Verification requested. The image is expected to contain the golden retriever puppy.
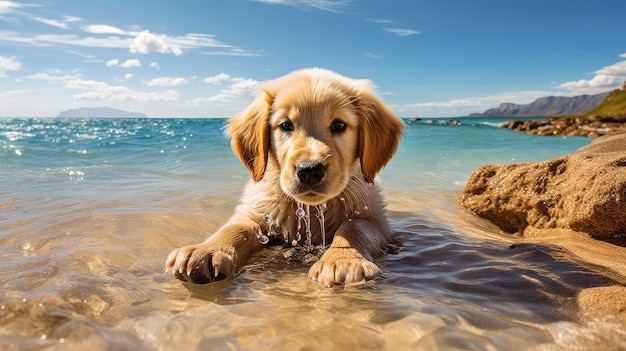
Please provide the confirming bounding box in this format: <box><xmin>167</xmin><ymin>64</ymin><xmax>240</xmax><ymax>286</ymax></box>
<box><xmin>165</xmin><ymin>68</ymin><xmax>405</xmax><ymax>286</ymax></box>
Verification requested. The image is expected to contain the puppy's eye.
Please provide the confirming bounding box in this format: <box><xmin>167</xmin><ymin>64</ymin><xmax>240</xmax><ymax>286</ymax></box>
<box><xmin>331</xmin><ymin>120</ymin><xmax>347</xmax><ymax>133</ymax></box>
<box><xmin>279</xmin><ymin>121</ymin><xmax>294</xmax><ymax>132</ymax></box>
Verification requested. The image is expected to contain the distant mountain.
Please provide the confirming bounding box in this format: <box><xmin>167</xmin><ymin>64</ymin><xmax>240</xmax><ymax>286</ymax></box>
<box><xmin>501</xmin><ymin>83</ymin><xmax>626</xmax><ymax>138</ymax></box>
<box><xmin>470</xmin><ymin>92</ymin><xmax>608</xmax><ymax>117</ymax></box>
<box><xmin>57</xmin><ymin>107</ymin><xmax>147</xmax><ymax>118</ymax></box>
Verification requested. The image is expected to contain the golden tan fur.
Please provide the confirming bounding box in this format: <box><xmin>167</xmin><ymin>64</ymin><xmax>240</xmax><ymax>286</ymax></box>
<box><xmin>165</xmin><ymin>68</ymin><xmax>405</xmax><ymax>286</ymax></box>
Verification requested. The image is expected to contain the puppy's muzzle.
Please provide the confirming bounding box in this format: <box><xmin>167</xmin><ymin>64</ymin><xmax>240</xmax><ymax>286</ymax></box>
<box><xmin>296</xmin><ymin>162</ymin><xmax>325</xmax><ymax>186</ymax></box>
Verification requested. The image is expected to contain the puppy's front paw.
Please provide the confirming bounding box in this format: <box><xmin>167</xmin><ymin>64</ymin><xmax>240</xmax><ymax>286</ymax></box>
<box><xmin>308</xmin><ymin>247</ymin><xmax>381</xmax><ymax>287</ymax></box>
<box><xmin>165</xmin><ymin>243</ymin><xmax>235</xmax><ymax>284</ymax></box>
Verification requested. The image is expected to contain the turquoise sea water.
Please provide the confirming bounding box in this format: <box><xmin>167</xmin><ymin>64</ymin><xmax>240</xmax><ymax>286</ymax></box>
<box><xmin>2</xmin><ymin>117</ymin><xmax>624</xmax><ymax>350</ymax></box>
<box><xmin>0</xmin><ymin>117</ymin><xmax>590</xmax><ymax>196</ymax></box>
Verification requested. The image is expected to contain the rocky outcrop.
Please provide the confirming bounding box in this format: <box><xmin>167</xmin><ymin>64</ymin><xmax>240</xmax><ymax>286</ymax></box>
<box><xmin>458</xmin><ymin>134</ymin><xmax>626</xmax><ymax>244</ymax></box>
<box><xmin>501</xmin><ymin>114</ymin><xmax>626</xmax><ymax>138</ymax></box>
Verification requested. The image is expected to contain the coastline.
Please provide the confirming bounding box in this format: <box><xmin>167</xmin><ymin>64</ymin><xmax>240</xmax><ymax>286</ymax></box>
<box><xmin>501</xmin><ymin>114</ymin><xmax>626</xmax><ymax>138</ymax></box>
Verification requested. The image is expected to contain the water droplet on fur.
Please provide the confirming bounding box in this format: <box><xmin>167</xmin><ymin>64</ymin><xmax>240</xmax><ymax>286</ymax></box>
<box><xmin>256</xmin><ymin>228</ymin><xmax>269</xmax><ymax>245</ymax></box>
<box><xmin>292</xmin><ymin>239</ymin><xmax>298</xmax><ymax>246</ymax></box>
<box><xmin>315</xmin><ymin>203</ymin><xmax>327</xmax><ymax>248</ymax></box>
<box><xmin>295</xmin><ymin>207</ymin><xmax>306</xmax><ymax>218</ymax></box>
<box><xmin>363</xmin><ymin>206</ymin><xmax>368</xmax><ymax>211</ymax></box>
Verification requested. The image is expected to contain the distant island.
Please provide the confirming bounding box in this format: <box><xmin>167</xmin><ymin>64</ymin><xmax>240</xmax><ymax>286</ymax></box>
<box><xmin>470</xmin><ymin>92</ymin><xmax>608</xmax><ymax>117</ymax></box>
<box><xmin>57</xmin><ymin>107</ymin><xmax>147</xmax><ymax>118</ymax></box>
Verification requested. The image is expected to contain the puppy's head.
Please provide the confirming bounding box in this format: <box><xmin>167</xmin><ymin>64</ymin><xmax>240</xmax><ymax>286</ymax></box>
<box><xmin>226</xmin><ymin>68</ymin><xmax>405</xmax><ymax>205</ymax></box>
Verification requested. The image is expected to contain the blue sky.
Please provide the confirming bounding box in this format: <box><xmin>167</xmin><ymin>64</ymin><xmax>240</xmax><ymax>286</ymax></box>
<box><xmin>1</xmin><ymin>0</ymin><xmax>625</xmax><ymax>118</ymax></box>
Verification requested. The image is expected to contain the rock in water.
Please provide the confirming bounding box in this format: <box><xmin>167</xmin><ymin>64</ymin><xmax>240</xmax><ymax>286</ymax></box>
<box><xmin>458</xmin><ymin>134</ymin><xmax>626</xmax><ymax>242</ymax></box>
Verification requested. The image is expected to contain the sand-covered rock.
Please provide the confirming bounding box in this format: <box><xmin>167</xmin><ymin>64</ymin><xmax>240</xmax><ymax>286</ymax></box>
<box><xmin>458</xmin><ymin>134</ymin><xmax>626</xmax><ymax>243</ymax></box>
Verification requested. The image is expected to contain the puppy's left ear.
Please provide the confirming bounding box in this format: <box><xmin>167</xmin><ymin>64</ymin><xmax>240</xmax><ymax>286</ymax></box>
<box><xmin>226</xmin><ymin>90</ymin><xmax>273</xmax><ymax>182</ymax></box>
<box><xmin>357</xmin><ymin>91</ymin><xmax>405</xmax><ymax>183</ymax></box>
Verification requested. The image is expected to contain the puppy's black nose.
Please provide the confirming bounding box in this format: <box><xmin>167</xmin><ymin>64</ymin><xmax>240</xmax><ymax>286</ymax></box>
<box><xmin>297</xmin><ymin>162</ymin><xmax>325</xmax><ymax>186</ymax></box>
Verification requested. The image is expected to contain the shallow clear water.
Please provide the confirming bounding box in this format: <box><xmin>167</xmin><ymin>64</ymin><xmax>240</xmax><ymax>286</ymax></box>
<box><xmin>1</xmin><ymin>117</ymin><xmax>624</xmax><ymax>350</ymax></box>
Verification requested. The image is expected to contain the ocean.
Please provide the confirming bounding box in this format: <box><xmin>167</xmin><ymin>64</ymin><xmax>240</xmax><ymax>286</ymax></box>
<box><xmin>1</xmin><ymin>117</ymin><xmax>624</xmax><ymax>350</ymax></box>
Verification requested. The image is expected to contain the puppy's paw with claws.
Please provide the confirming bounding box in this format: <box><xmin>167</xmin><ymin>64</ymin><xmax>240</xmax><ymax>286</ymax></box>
<box><xmin>165</xmin><ymin>243</ymin><xmax>236</xmax><ymax>284</ymax></box>
<box><xmin>308</xmin><ymin>247</ymin><xmax>381</xmax><ymax>287</ymax></box>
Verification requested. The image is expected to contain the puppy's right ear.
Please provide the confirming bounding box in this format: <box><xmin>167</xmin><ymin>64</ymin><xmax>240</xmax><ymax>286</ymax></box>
<box><xmin>225</xmin><ymin>90</ymin><xmax>273</xmax><ymax>182</ymax></box>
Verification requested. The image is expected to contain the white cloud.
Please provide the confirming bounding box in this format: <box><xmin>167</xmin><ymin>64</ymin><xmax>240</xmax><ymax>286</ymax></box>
<box><xmin>73</xmin><ymin>88</ymin><xmax>179</xmax><ymax>103</ymax></box>
<box><xmin>66</xmin><ymin>78</ymin><xmax>179</xmax><ymax>102</ymax></box>
<box><xmin>82</xmin><ymin>24</ymin><xmax>127</xmax><ymax>35</ymax></box>
<box><xmin>365</xmin><ymin>52</ymin><xmax>383</xmax><ymax>59</ymax></box>
<box><xmin>0</xmin><ymin>27</ymin><xmax>255</xmax><ymax>57</ymax></box>
<box><xmin>33</xmin><ymin>16</ymin><xmax>69</xmax><ymax>29</ymax></box>
<box><xmin>557</xmin><ymin>54</ymin><xmax>626</xmax><ymax>94</ymax></box>
<box><xmin>596</xmin><ymin>59</ymin><xmax>626</xmax><ymax>76</ymax></box>
<box><xmin>0</xmin><ymin>55</ymin><xmax>22</xmax><ymax>77</ymax></box>
<box><xmin>129</xmin><ymin>31</ymin><xmax>249</xmax><ymax>56</ymax></box>
<box><xmin>105</xmin><ymin>58</ymin><xmax>141</xmax><ymax>68</ymax></box>
<box><xmin>65</xmin><ymin>50</ymin><xmax>94</xmax><ymax>59</ymax></box>
<box><xmin>65</xmin><ymin>78</ymin><xmax>108</xmax><ymax>91</ymax></box>
<box><xmin>207</xmin><ymin>77</ymin><xmax>258</xmax><ymax>104</ymax></box>
<box><xmin>251</xmin><ymin>0</ymin><xmax>350</xmax><ymax>12</ymax></box>
<box><xmin>63</xmin><ymin>15</ymin><xmax>81</xmax><ymax>23</ymax></box>
<box><xmin>383</xmin><ymin>28</ymin><xmax>420</xmax><ymax>36</ymax></box>
<box><xmin>119</xmin><ymin>59</ymin><xmax>141</xmax><ymax>68</ymax></box>
<box><xmin>123</xmin><ymin>73</ymin><xmax>133</xmax><ymax>80</ymax></box>
<box><xmin>129</xmin><ymin>30</ymin><xmax>182</xmax><ymax>55</ymax></box>
<box><xmin>201</xmin><ymin>48</ymin><xmax>262</xmax><ymax>57</ymax></box>
<box><xmin>190</xmin><ymin>75</ymin><xmax>258</xmax><ymax>106</ymax></box>
<box><xmin>558</xmin><ymin>74</ymin><xmax>622</xmax><ymax>92</ymax></box>
<box><xmin>25</xmin><ymin>69</ymin><xmax>80</xmax><ymax>82</ymax></box>
<box><xmin>0</xmin><ymin>31</ymin><xmax>130</xmax><ymax>48</ymax></box>
<box><xmin>149</xmin><ymin>62</ymin><xmax>160</xmax><ymax>70</ymax></box>
<box><xmin>24</xmin><ymin>68</ymin><xmax>177</xmax><ymax>103</ymax></box>
<box><xmin>144</xmin><ymin>77</ymin><xmax>188</xmax><ymax>87</ymax></box>
<box><xmin>0</xmin><ymin>1</ymin><xmax>24</xmax><ymax>13</ymax></box>
<box><xmin>29</xmin><ymin>13</ymin><xmax>81</xmax><ymax>29</ymax></box>
<box><xmin>203</xmin><ymin>73</ymin><xmax>231</xmax><ymax>84</ymax></box>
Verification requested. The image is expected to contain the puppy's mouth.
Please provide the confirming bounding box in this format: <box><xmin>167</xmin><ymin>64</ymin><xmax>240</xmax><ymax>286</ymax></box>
<box><xmin>292</xmin><ymin>187</ymin><xmax>329</xmax><ymax>205</ymax></box>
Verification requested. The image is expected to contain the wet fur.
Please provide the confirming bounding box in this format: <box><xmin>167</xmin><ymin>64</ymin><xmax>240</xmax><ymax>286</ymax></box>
<box><xmin>165</xmin><ymin>68</ymin><xmax>405</xmax><ymax>286</ymax></box>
